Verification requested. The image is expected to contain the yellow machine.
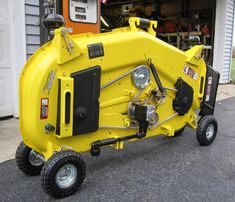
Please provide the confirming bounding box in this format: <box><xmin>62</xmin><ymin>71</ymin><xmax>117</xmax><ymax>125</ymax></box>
<box><xmin>15</xmin><ymin>17</ymin><xmax>220</xmax><ymax>198</ymax></box>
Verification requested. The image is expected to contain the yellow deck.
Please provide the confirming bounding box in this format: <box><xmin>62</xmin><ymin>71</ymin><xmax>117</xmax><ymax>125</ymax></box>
<box><xmin>19</xmin><ymin>18</ymin><xmax>206</xmax><ymax>159</ymax></box>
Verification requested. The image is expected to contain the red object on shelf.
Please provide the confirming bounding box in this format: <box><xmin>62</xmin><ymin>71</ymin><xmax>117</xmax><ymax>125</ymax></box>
<box><xmin>202</xmin><ymin>25</ymin><xmax>209</xmax><ymax>35</ymax></box>
<box><xmin>188</xmin><ymin>23</ymin><xmax>193</xmax><ymax>32</ymax></box>
<box><xmin>165</xmin><ymin>22</ymin><xmax>175</xmax><ymax>33</ymax></box>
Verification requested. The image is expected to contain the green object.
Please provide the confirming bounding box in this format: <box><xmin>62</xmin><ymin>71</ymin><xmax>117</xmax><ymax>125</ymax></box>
<box><xmin>232</xmin><ymin>58</ymin><xmax>235</xmax><ymax>83</ymax></box>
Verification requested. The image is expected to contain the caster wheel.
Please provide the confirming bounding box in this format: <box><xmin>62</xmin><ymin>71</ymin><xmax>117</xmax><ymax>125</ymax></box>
<box><xmin>174</xmin><ymin>126</ymin><xmax>185</xmax><ymax>137</ymax></box>
<box><xmin>196</xmin><ymin>115</ymin><xmax>218</xmax><ymax>146</ymax></box>
<box><xmin>15</xmin><ymin>142</ymin><xmax>44</xmax><ymax>176</ymax></box>
<box><xmin>41</xmin><ymin>150</ymin><xmax>86</xmax><ymax>198</ymax></box>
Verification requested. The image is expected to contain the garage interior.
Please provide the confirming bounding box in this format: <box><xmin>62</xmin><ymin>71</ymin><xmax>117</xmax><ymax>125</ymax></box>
<box><xmin>101</xmin><ymin>0</ymin><xmax>216</xmax><ymax>65</ymax></box>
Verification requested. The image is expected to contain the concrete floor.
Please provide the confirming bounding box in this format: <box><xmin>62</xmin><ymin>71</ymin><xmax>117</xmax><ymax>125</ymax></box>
<box><xmin>217</xmin><ymin>84</ymin><xmax>235</xmax><ymax>101</ymax></box>
<box><xmin>0</xmin><ymin>118</ymin><xmax>21</xmax><ymax>163</ymax></box>
<box><xmin>0</xmin><ymin>84</ymin><xmax>234</xmax><ymax>163</ymax></box>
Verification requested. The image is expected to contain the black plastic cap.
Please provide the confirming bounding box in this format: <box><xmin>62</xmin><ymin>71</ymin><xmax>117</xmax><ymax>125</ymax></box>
<box><xmin>42</xmin><ymin>14</ymin><xmax>65</xmax><ymax>30</ymax></box>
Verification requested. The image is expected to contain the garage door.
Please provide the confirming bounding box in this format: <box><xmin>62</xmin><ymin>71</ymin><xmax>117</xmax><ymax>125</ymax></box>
<box><xmin>0</xmin><ymin>0</ymin><xmax>13</xmax><ymax>117</ymax></box>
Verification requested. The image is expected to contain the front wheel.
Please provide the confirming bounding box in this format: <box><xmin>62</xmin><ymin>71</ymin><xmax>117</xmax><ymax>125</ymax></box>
<box><xmin>196</xmin><ymin>115</ymin><xmax>218</xmax><ymax>146</ymax></box>
<box><xmin>15</xmin><ymin>142</ymin><xmax>44</xmax><ymax>176</ymax></box>
<box><xmin>41</xmin><ymin>150</ymin><xmax>86</xmax><ymax>198</ymax></box>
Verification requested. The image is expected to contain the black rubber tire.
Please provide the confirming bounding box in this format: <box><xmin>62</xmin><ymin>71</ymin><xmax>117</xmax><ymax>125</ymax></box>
<box><xmin>196</xmin><ymin>115</ymin><xmax>218</xmax><ymax>146</ymax></box>
<box><xmin>15</xmin><ymin>142</ymin><xmax>43</xmax><ymax>176</ymax></box>
<box><xmin>41</xmin><ymin>150</ymin><xmax>86</xmax><ymax>198</ymax></box>
<box><xmin>174</xmin><ymin>126</ymin><xmax>186</xmax><ymax>137</ymax></box>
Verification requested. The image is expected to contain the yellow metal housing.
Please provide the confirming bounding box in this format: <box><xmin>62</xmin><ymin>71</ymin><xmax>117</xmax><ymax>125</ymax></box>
<box><xmin>19</xmin><ymin>18</ymin><xmax>206</xmax><ymax>160</ymax></box>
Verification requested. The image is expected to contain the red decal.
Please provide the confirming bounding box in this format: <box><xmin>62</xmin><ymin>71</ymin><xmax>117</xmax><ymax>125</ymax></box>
<box><xmin>40</xmin><ymin>98</ymin><xmax>49</xmax><ymax>119</ymax></box>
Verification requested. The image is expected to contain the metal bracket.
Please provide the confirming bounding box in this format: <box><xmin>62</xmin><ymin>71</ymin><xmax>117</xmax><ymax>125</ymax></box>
<box><xmin>51</xmin><ymin>27</ymin><xmax>82</xmax><ymax>64</ymax></box>
<box><xmin>56</xmin><ymin>77</ymin><xmax>74</xmax><ymax>138</ymax></box>
<box><xmin>129</xmin><ymin>17</ymin><xmax>157</xmax><ymax>36</ymax></box>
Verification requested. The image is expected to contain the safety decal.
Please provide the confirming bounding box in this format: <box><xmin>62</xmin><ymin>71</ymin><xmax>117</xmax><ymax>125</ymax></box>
<box><xmin>40</xmin><ymin>98</ymin><xmax>49</xmax><ymax>119</ymax></box>
<box><xmin>43</xmin><ymin>70</ymin><xmax>56</xmax><ymax>94</ymax></box>
<box><xmin>183</xmin><ymin>65</ymin><xmax>198</xmax><ymax>80</ymax></box>
<box><xmin>205</xmin><ymin>77</ymin><xmax>213</xmax><ymax>102</ymax></box>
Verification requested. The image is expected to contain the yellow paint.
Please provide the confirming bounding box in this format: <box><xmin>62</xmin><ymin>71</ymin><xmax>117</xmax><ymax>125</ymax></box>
<box><xmin>52</xmin><ymin>28</ymin><xmax>82</xmax><ymax>64</ymax></box>
<box><xmin>57</xmin><ymin>77</ymin><xmax>74</xmax><ymax>138</ymax></box>
<box><xmin>19</xmin><ymin>18</ymin><xmax>207</xmax><ymax>160</ymax></box>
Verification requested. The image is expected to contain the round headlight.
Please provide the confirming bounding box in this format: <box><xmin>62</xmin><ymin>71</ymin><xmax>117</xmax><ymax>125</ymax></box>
<box><xmin>132</xmin><ymin>65</ymin><xmax>150</xmax><ymax>89</ymax></box>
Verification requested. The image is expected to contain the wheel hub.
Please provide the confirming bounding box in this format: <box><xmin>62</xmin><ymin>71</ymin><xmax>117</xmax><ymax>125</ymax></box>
<box><xmin>29</xmin><ymin>150</ymin><xmax>44</xmax><ymax>167</ymax></box>
<box><xmin>55</xmin><ymin>164</ymin><xmax>77</xmax><ymax>188</ymax></box>
<box><xmin>206</xmin><ymin>124</ymin><xmax>215</xmax><ymax>139</ymax></box>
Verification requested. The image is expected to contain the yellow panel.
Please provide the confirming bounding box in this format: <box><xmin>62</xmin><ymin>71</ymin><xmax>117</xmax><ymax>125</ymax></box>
<box><xmin>57</xmin><ymin>77</ymin><xmax>74</xmax><ymax>138</ymax></box>
<box><xmin>19</xmin><ymin>18</ymin><xmax>207</xmax><ymax>159</ymax></box>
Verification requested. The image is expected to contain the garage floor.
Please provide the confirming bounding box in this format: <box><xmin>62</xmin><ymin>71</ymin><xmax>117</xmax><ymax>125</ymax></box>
<box><xmin>0</xmin><ymin>84</ymin><xmax>235</xmax><ymax>201</ymax></box>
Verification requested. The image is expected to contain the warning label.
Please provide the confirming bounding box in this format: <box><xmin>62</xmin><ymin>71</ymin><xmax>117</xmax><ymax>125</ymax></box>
<box><xmin>40</xmin><ymin>98</ymin><xmax>49</xmax><ymax>119</ymax></box>
<box><xmin>183</xmin><ymin>65</ymin><xmax>198</xmax><ymax>80</ymax></box>
<box><xmin>205</xmin><ymin>77</ymin><xmax>213</xmax><ymax>102</ymax></box>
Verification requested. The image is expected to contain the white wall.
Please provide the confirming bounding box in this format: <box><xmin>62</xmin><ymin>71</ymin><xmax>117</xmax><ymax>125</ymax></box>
<box><xmin>233</xmin><ymin>14</ymin><xmax>235</xmax><ymax>46</ymax></box>
<box><xmin>25</xmin><ymin>0</ymin><xmax>40</xmax><ymax>59</ymax></box>
<box><xmin>213</xmin><ymin>0</ymin><xmax>234</xmax><ymax>83</ymax></box>
<box><xmin>10</xmin><ymin>0</ymin><xmax>26</xmax><ymax>117</ymax></box>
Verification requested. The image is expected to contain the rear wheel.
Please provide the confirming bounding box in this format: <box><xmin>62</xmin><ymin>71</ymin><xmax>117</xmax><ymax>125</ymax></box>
<box><xmin>41</xmin><ymin>150</ymin><xmax>86</xmax><ymax>198</ymax></box>
<box><xmin>15</xmin><ymin>142</ymin><xmax>44</xmax><ymax>176</ymax></box>
<box><xmin>196</xmin><ymin>115</ymin><xmax>218</xmax><ymax>146</ymax></box>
